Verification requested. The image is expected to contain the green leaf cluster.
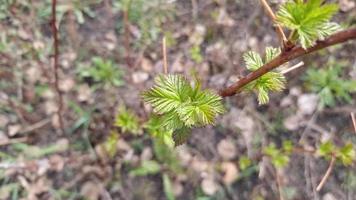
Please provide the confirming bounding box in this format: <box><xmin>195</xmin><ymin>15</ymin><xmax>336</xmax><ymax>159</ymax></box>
<box><xmin>143</xmin><ymin>74</ymin><xmax>224</xmax><ymax>145</ymax></box>
<box><xmin>243</xmin><ymin>47</ymin><xmax>286</xmax><ymax>104</ymax></box>
<box><xmin>263</xmin><ymin>141</ymin><xmax>293</xmax><ymax>169</ymax></box>
<box><xmin>114</xmin><ymin>106</ymin><xmax>141</xmax><ymax>134</ymax></box>
<box><xmin>276</xmin><ymin>0</ymin><xmax>340</xmax><ymax>49</ymax></box>
<box><xmin>78</xmin><ymin>57</ymin><xmax>124</xmax><ymax>87</ymax></box>
<box><xmin>304</xmin><ymin>62</ymin><xmax>356</xmax><ymax>107</ymax></box>
<box><xmin>318</xmin><ymin>141</ymin><xmax>355</xmax><ymax>166</ymax></box>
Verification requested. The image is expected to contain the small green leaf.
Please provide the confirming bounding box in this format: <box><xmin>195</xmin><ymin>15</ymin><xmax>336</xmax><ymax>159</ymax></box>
<box><xmin>114</xmin><ymin>106</ymin><xmax>141</xmax><ymax>134</ymax></box>
<box><xmin>318</xmin><ymin>141</ymin><xmax>335</xmax><ymax>157</ymax></box>
<box><xmin>265</xmin><ymin>47</ymin><xmax>281</xmax><ymax>63</ymax></box>
<box><xmin>163</xmin><ymin>174</ymin><xmax>176</xmax><ymax>200</ymax></box>
<box><xmin>243</xmin><ymin>51</ymin><xmax>263</xmax><ymax>71</ymax></box>
<box><xmin>239</xmin><ymin>156</ymin><xmax>252</xmax><ymax>170</ymax></box>
<box><xmin>129</xmin><ymin>160</ymin><xmax>161</xmax><ymax>176</ymax></box>
<box><xmin>338</xmin><ymin>143</ymin><xmax>355</xmax><ymax>166</ymax></box>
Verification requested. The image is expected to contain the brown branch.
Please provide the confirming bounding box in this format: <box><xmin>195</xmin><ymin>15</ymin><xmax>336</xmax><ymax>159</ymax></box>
<box><xmin>351</xmin><ymin>112</ymin><xmax>356</xmax><ymax>134</ymax></box>
<box><xmin>316</xmin><ymin>155</ymin><xmax>336</xmax><ymax>192</ymax></box>
<box><xmin>162</xmin><ymin>36</ymin><xmax>168</xmax><ymax>74</ymax></box>
<box><xmin>259</xmin><ymin>0</ymin><xmax>288</xmax><ymax>47</ymax></box>
<box><xmin>52</xmin><ymin>0</ymin><xmax>65</xmax><ymax>134</ymax></box>
<box><xmin>219</xmin><ymin>28</ymin><xmax>356</xmax><ymax>97</ymax></box>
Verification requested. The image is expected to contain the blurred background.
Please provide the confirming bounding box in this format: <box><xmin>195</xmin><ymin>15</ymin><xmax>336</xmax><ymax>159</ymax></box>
<box><xmin>0</xmin><ymin>0</ymin><xmax>355</xmax><ymax>199</ymax></box>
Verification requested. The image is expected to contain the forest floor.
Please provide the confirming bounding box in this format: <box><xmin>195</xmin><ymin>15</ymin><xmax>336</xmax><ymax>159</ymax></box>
<box><xmin>0</xmin><ymin>0</ymin><xmax>356</xmax><ymax>200</ymax></box>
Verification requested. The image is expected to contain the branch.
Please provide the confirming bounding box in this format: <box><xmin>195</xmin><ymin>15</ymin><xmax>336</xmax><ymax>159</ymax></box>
<box><xmin>316</xmin><ymin>155</ymin><xmax>336</xmax><ymax>192</ymax></box>
<box><xmin>52</xmin><ymin>0</ymin><xmax>65</xmax><ymax>134</ymax></box>
<box><xmin>219</xmin><ymin>28</ymin><xmax>356</xmax><ymax>97</ymax></box>
<box><xmin>259</xmin><ymin>0</ymin><xmax>288</xmax><ymax>47</ymax></box>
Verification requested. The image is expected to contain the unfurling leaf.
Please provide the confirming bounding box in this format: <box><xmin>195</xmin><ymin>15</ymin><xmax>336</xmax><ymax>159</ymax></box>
<box><xmin>143</xmin><ymin>74</ymin><xmax>224</xmax><ymax>146</ymax></box>
<box><xmin>276</xmin><ymin>0</ymin><xmax>340</xmax><ymax>49</ymax></box>
<box><xmin>243</xmin><ymin>48</ymin><xmax>286</xmax><ymax>104</ymax></box>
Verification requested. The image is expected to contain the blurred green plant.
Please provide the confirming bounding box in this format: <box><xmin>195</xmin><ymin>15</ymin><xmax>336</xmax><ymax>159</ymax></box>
<box><xmin>263</xmin><ymin>141</ymin><xmax>293</xmax><ymax>169</ymax></box>
<box><xmin>189</xmin><ymin>45</ymin><xmax>203</xmax><ymax>63</ymax></box>
<box><xmin>77</xmin><ymin>57</ymin><xmax>124</xmax><ymax>88</ymax></box>
<box><xmin>304</xmin><ymin>61</ymin><xmax>356</xmax><ymax>107</ymax></box>
<box><xmin>114</xmin><ymin>106</ymin><xmax>141</xmax><ymax>134</ymax></box>
<box><xmin>38</xmin><ymin>0</ymin><xmax>101</xmax><ymax>24</ymax></box>
<box><xmin>318</xmin><ymin>141</ymin><xmax>355</xmax><ymax>166</ymax></box>
<box><xmin>114</xmin><ymin>0</ymin><xmax>176</xmax><ymax>47</ymax></box>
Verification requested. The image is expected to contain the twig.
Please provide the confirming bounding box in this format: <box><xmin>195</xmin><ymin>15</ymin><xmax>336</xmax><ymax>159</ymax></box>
<box><xmin>281</xmin><ymin>61</ymin><xmax>304</xmax><ymax>74</ymax></box>
<box><xmin>219</xmin><ymin>28</ymin><xmax>356</xmax><ymax>97</ymax></box>
<box><xmin>123</xmin><ymin>0</ymin><xmax>132</xmax><ymax>67</ymax></box>
<box><xmin>0</xmin><ymin>137</ymin><xmax>27</xmax><ymax>146</ymax></box>
<box><xmin>20</xmin><ymin>118</ymin><xmax>51</xmax><ymax>134</ymax></box>
<box><xmin>351</xmin><ymin>112</ymin><xmax>356</xmax><ymax>134</ymax></box>
<box><xmin>276</xmin><ymin>169</ymin><xmax>285</xmax><ymax>200</ymax></box>
<box><xmin>259</xmin><ymin>0</ymin><xmax>288</xmax><ymax>47</ymax></box>
<box><xmin>162</xmin><ymin>36</ymin><xmax>168</xmax><ymax>74</ymax></box>
<box><xmin>51</xmin><ymin>0</ymin><xmax>65</xmax><ymax>134</ymax></box>
<box><xmin>316</xmin><ymin>155</ymin><xmax>336</xmax><ymax>192</ymax></box>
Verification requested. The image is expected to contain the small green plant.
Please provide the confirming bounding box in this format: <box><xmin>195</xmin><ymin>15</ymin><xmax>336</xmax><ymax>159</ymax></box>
<box><xmin>114</xmin><ymin>106</ymin><xmax>141</xmax><ymax>134</ymax></box>
<box><xmin>263</xmin><ymin>141</ymin><xmax>293</xmax><ymax>168</ymax></box>
<box><xmin>39</xmin><ymin>0</ymin><xmax>101</xmax><ymax>24</ymax></box>
<box><xmin>143</xmin><ymin>74</ymin><xmax>224</xmax><ymax>145</ymax></box>
<box><xmin>243</xmin><ymin>47</ymin><xmax>286</xmax><ymax>104</ymax></box>
<box><xmin>318</xmin><ymin>141</ymin><xmax>355</xmax><ymax>166</ymax></box>
<box><xmin>78</xmin><ymin>57</ymin><xmax>124</xmax><ymax>88</ymax></box>
<box><xmin>114</xmin><ymin>0</ymin><xmax>175</xmax><ymax>47</ymax></box>
<box><xmin>276</xmin><ymin>0</ymin><xmax>340</xmax><ymax>49</ymax></box>
<box><xmin>304</xmin><ymin>61</ymin><xmax>356</xmax><ymax>107</ymax></box>
<box><xmin>189</xmin><ymin>45</ymin><xmax>203</xmax><ymax>63</ymax></box>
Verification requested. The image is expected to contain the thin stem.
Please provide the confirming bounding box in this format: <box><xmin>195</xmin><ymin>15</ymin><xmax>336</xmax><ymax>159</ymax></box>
<box><xmin>52</xmin><ymin>0</ymin><xmax>65</xmax><ymax>134</ymax></box>
<box><xmin>162</xmin><ymin>36</ymin><xmax>168</xmax><ymax>74</ymax></box>
<box><xmin>260</xmin><ymin>0</ymin><xmax>287</xmax><ymax>46</ymax></box>
<box><xmin>316</xmin><ymin>155</ymin><xmax>336</xmax><ymax>192</ymax></box>
<box><xmin>219</xmin><ymin>28</ymin><xmax>356</xmax><ymax>97</ymax></box>
<box><xmin>351</xmin><ymin>112</ymin><xmax>356</xmax><ymax>134</ymax></box>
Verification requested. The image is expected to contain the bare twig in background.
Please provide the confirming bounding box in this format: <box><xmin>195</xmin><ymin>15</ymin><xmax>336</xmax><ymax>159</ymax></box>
<box><xmin>316</xmin><ymin>155</ymin><xmax>336</xmax><ymax>192</ymax></box>
<box><xmin>51</xmin><ymin>0</ymin><xmax>65</xmax><ymax>134</ymax></box>
<box><xmin>20</xmin><ymin>118</ymin><xmax>51</xmax><ymax>134</ymax></box>
<box><xmin>351</xmin><ymin>112</ymin><xmax>356</xmax><ymax>134</ymax></box>
<box><xmin>281</xmin><ymin>61</ymin><xmax>304</xmax><ymax>74</ymax></box>
<box><xmin>276</xmin><ymin>169</ymin><xmax>285</xmax><ymax>200</ymax></box>
<box><xmin>0</xmin><ymin>137</ymin><xmax>27</xmax><ymax>146</ymax></box>
<box><xmin>219</xmin><ymin>28</ymin><xmax>356</xmax><ymax>97</ymax></box>
<box><xmin>123</xmin><ymin>0</ymin><xmax>132</xmax><ymax>67</ymax></box>
<box><xmin>162</xmin><ymin>36</ymin><xmax>168</xmax><ymax>74</ymax></box>
<box><xmin>259</xmin><ymin>0</ymin><xmax>288</xmax><ymax>48</ymax></box>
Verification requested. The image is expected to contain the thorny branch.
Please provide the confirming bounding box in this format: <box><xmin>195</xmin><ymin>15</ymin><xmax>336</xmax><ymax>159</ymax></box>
<box><xmin>51</xmin><ymin>0</ymin><xmax>65</xmax><ymax>134</ymax></box>
<box><xmin>219</xmin><ymin>28</ymin><xmax>356</xmax><ymax>97</ymax></box>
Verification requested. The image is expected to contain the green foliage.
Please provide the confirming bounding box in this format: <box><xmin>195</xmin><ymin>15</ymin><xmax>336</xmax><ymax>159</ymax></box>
<box><xmin>239</xmin><ymin>156</ymin><xmax>252</xmax><ymax>171</ymax></box>
<box><xmin>144</xmin><ymin>115</ymin><xmax>174</xmax><ymax>148</ymax></box>
<box><xmin>263</xmin><ymin>141</ymin><xmax>293</xmax><ymax>169</ymax></box>
<box><xmin>143</xmin><ymin>74</ymin><xmax>224</xmax><ymax>145</ymax></box>
<box><xmin>276</xmin><ymin>0</ymin><xmax>340</xmax><ymax>49</ymax></box>
<box><xmin>129</xmin><ymin>160</ymin><xmax>161</xmax><ymax>176</ymax></box>
<box><xmin>78</xmin><ymin>57</ymin><xmax>124</xmax><ymax>88</ymax></box>
<box><xmin>114</xmin><ymin>106</ymin><xmax>141</xmax><ymax>134</ymax></box>
<box><xmin>153</xmin><ymin>140</ymin><xmax>182</xmax><ymax>173</ymax></box>
<box><xmin>304</xmin><ymin>62</ymin><xmax>356</xmax><ymax>107</ymax></box>
<box><xmin>163</xmin><ymin>174</ymin><xmax>176</xmax><ymax>200</ymax></box>
<box><xmin>103</xmin><ymin>132</ymin><xmax>119</xmax><ymax>158</ymax></box>
<box><xmin>318</xmin><ymin>141</ymin><xmax>355</xmax><ymax>166</ymax></box>
<box><xmin>189</xmin><ymin>45</ymin><xmax>203</xmax><ymax>63</ymax></box>
<box><xmin>243</xmin><ymin>47</ymin><xmax>286</xmax><ymax>104</ymax></box>
<box><xmin>39</xmin><ymin>0</ymin><xmax>101</xmax><ymax>24</ymax></box>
